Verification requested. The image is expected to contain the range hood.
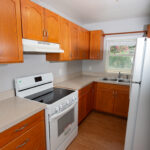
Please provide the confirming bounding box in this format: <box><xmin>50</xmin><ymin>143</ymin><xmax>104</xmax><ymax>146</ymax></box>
<box><xmin>22</xmin><ymin>39</ymin><xmax>64</xmax><ymax>53</ymax></box>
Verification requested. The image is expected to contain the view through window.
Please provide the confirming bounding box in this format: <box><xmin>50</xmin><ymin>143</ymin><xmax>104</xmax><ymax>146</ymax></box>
<box><xmin>105</xmin><ymin>37</ymin><xmax>137</xmax><ymax>74</ymax></box>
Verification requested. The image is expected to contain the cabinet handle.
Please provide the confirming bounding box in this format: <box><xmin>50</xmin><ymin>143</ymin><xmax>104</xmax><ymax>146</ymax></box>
<box><xmin>16</xmin><ymin>138</ymin><xmax>29</xmax><ymax>149</ymax></box>
<box><xmin>15</xmin><ymin>124</ymin><xmax>28</xmax><ymax>132</ymax></box>
<box><xmin>113</xmin><ymin>90</ymin><xmax>115</xmax><ymax>96</ymax></box>
<box><xmin>46</xmin><ymin>31</ymin><xmax>48</xmax><ymax>37</ymax></box>
<box><xmin>43</xmin><ymin>30</ymin><xmax>47</xmax><ymax>37</ymax></box>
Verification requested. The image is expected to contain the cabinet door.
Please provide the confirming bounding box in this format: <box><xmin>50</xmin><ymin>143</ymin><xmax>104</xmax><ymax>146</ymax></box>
<box><xmin>84</xmin><ymin>31</ymin><xmax>90</xmax><ymax>59</ymax></box>
<box><xmin>86</xmin><ymin>84</ymin><xmax>94</xmax><ymax>114</ymax></box>
<box><xmin>0</xmin><ymin>0</ymin><xmax>23</xmax><ymax>63</ymax></box>
<box><xmin>147</xmin><ymin>25</ymin><xmax>150</xmax><ymax>38</ymax></box>
<box><xmin>1</xmin><ymin>121</ymin><xmax>46</xmax><ymax>150</ymax></box>
<box><xmin>70</xmin><ymin>23</ymin><xmax>79</xmax><ymax>60</ymax></box>
<box><xmin>78</xmin><ymin>94</ymin><xmax>87</xmax><ymax>124</ymax></box>
<box><xmin>114</xmin><ymin>86</ymin><xmax>129</xmax><ymax>117</ymax></box>
<box><xmin>78</xmin><ymin>27</ymin><xmax>85</xmax><ymax>59</ymax></box>
<box><xmin>44</xmin><ymin>9</ymin><xmax>60</xmax><ymax>43</ymax></box>
<box><xmin>21</xmin><ymin>0</ymin><xmax>44</xmax><ymax>41</ymax></box>
<box><xmin>94</xmin><ymin>83</ymin><xmax>115</xmax><ymax>113</ymax></box>
<box><xmin>90</xmin><ymin>30</ymin><xmax>104</xmax><ymax>60</ymax></box>
<box><xmin>78</xmin><ymin>84</ymin><xmax>94</xmax><ymax>124</ymax></box>
<box><xmin>46</xmin><ymin>17</ymin><xmax>70</xmax><ymax>61</ymax></box>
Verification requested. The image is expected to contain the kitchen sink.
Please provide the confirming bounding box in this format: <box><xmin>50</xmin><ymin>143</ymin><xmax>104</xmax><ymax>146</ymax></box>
<box><xmin>101</xmin><ymin>77</ymin><xmax>130</xmax><ymax>84</ymax></box>
<box><xmin>102</xmin><ymin>77</ymin><xmax>118</xmax><ymax>81</ymax></box>
<box><xmin>118</xmin><ymin>79</ymin><xmax>130</xmax><ymax>83</ymax></box>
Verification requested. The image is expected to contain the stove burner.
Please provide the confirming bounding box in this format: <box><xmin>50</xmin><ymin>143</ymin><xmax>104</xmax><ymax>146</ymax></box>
<box><xmin>25</xmin><ymin>88</ymin><xmax>74</xmax><ymax>104</ymax></box>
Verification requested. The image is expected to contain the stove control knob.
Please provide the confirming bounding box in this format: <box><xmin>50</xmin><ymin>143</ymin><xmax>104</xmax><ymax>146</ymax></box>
<box><xmin>55</xmin><ymin>107</ymin><xmax>59</xmax><ymax>113</ymax></box>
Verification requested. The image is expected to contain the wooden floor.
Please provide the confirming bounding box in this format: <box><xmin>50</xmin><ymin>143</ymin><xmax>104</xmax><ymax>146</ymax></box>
<box><xmin>67</xmin><ymin>111</ymin><xmax>127</xmax><ymax>150</ymax></box>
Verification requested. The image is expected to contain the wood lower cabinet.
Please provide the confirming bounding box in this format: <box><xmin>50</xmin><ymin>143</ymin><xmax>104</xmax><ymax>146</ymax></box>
<box><xmin>78</xmin><ymin>84</ymin><xmax>93</xmax><ymax>124</ymax></box>
<box><xmin>0</xmin><ymin>0</ymin><xmax>23</xmax><ymax>63</ymax></box>
<box><xmin>94</xmin><ymin>82</ymin><xmax>129</xmax><ymax>117</ymax></box>
<box><xmin>90</xmin><ymin>30</ymin><xmax>104</xmax><ymax>60</ymax></box>
<box><xmin>113</xmin><ymin>85</ymin><xmax>129</xmax><ymax>117</ymax></box>
<box><xmin>0</xmin><ymin>110</ymin><xmax>46</xmax><ymax>150</ymax></box>
<box><xmin>94</xmin><ymin>83</ymin><xmax>115</xmax><ymax>113</ymax></box>
<box><xmin>21</xmin><ymin>0</ymin><xmax>44</xmax><ymax>41</ymax></box>
<box><xmin>147</xmin><ymin>24</ymin><xmax>150</xmax><ymax>38</ymax></box>
<box><xmin>1</xmin><ymin>122</ymin><xmax>46</xmax><ymax>150</ymax></box>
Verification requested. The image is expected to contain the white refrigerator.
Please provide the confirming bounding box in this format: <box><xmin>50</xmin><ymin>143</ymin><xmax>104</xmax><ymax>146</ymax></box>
<box><xmin>125</xmin><ymin>37</ymin><xmax>150</xmax><ymax>150</ymax></box>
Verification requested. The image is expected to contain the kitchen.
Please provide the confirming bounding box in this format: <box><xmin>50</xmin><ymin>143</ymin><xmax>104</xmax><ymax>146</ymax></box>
<box><xmin>0</xmin><ymin>0</ymin><xmax>150</xmax><ymax>150</ymax></box>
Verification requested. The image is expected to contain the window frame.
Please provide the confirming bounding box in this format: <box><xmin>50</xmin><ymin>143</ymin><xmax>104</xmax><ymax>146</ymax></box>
<box><xmin>104</xmin><ymin>34</ymin><xmax>143</xmax><ymax>74</ymax></box>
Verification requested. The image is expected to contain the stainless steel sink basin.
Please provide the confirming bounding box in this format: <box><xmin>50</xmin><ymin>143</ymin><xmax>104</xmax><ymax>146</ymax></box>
<box><xmin>118</xmin><ymin>79</ymin><xmax>130</xmax><ymax>83</ymax></box>
<box><xmin>102</xmin><ymin>77</ymin><xmax>118</xmax><ymax>82</ymax></box>
<box><xmin>101</xmin><ymin>77</ymin><xmax>130</xmax><ymax>84</ymax></box>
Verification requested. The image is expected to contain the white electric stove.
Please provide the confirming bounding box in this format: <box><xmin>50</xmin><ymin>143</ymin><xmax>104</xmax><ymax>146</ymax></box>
<box><xmin>15</xmin><ymin>73</ymin><xmax>78</xmax><ymax>150</ymax></box>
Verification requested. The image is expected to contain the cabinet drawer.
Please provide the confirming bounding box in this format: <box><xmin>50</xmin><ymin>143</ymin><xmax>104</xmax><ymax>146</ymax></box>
<box><xmin>0</xmin><ymin>110</ymin><xmax>45</xmax><ymax>148</ymax></box>
<box><xmin>1</xmin><ymin>121</ymin><xmax>46</xmax><ymax>150</ymax></box>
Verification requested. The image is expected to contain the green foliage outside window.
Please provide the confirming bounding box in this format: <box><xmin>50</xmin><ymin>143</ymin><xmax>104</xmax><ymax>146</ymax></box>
<box><xmin>107</xmin><ymin>44</ymin><xmax>136</xmax><ymax>73</ymax></box>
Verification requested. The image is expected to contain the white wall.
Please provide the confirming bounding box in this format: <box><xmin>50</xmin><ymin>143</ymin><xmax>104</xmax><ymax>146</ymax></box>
<box><xmin>82</xmin><ymin>17</ymin><xmax>150</xmax><ymax>74</ymax></box>
<box><xmin>0</xmin><ymin>54</ymin><xmax>82</xmax><ymax>92</ymax></box>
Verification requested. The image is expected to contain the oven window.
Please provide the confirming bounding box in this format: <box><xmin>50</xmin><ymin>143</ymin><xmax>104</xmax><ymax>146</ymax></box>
<box><xmin>58</xmin><ymin>108</ymin><xmax>74</xmax><ymax>136</ymax></box>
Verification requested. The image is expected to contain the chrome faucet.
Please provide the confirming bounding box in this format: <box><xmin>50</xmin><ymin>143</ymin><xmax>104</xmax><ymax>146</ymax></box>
<box><xmin>118</xmin><ymin>72</ymin><xmax>121</xmax><ymax>79</ymax></box>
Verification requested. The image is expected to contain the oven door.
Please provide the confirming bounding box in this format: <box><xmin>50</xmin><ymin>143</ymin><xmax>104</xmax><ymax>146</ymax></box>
<box><xmin>49</xmin><ymin>102</ymin><xmax>78</xmax><ymax>150</ymax></box>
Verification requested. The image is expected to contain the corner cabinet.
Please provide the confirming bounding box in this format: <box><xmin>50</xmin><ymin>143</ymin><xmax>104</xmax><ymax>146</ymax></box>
<box><xmin>90</xmin><ymin>30</ymin><xmax>104</xmax><ymax>60</ymax></box>
<box><xmin>0</xmin><ymin>0</ymin><xmax>23</xmax><ymax>63</ymax></box>
<box><xmin>94</xmin><ymin>82</ymin><xmax>129</xmax><ymax>117</ymax></box>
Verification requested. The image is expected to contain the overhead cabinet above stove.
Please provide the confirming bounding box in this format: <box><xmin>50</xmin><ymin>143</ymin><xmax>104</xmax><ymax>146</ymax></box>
<box><xmin>21</xmin><ymin>0</ymin><xmax>60</xmax><ymax>43</ymax></box>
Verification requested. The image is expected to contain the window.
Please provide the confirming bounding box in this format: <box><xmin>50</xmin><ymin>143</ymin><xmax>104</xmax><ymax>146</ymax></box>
<box><xmin>105</xmin><ymin>36</ymin><xmax>137</xmax><ymax>74</ymax></box>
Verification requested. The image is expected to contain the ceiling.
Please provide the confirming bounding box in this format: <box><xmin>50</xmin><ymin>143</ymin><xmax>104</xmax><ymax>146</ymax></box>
<box><xmin>40</xmin><ymin>0</ymin><xmax>150</xmax><ymax>25</ymax></box>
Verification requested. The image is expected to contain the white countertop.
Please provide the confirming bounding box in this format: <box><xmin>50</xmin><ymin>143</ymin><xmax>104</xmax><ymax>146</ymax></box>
<box><xmin>55</xmin><ymin>75</ymin><xmax>130</xmax><ymax>90</ymax></box>
<box><xmin>0</xmin><ymin>97</ymin><xmax>46</xmax><ymax>133</ymax></box>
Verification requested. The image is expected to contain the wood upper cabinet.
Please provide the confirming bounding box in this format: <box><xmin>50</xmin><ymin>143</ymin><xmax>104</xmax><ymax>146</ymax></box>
<box><xmin>113</xmin><ymin>85</ymin><xmax>129</xmax><ymax>117</ymax></box>
<box><xmin>46</xmin><ymin>17</ymin><xmax>71</xmax><ymax>61</ymax></box>
<box><xmin>0</xmin><ymin>0</ymin><xmax>23</xmax><ymax>63</ymax></box>
<box><xmin>84</xmin><ymin>31</ymin><xmax>90</xmax><ymax>59</ymax></box>
<box><xmin>78</xmin><ymin>28</ymin><xmax>90</xmax><ymax>60</ymax></box>
<box><xmin>94</xmin><ymin>83</ymin><xmax>115</xmax><ymax>113</ymax></box>
<box><xmin>21</xmin><ymin>0</ymin><xmax>44</xmax><ymax>41</ymax></box>
<box><xmin>21</xmin><ymin>0</ymin><xmax>60</xmax><ymax>43</ymax></box>
<box><xmin>147</xmin><ymin>24</ymin><xmax>150</xmax><ymax>38</ymax></box>
<box><xmin>44</xmin><ymin>9</ymin><xmax>60</xmax><ymax>43</ymax></box>
<box><xmin>90</xmin><ymin>30</ymin><xmax>104</xmax><ymax>60</ymax></box>
<box><xmin>70</xmin><ymin>23</ymin><xmax>79</xmax><ymax>60</ymax></box>
<box><xmin>78</xmin><ymin>27</ymin><xmax>85</xmax><ymax>59</ymax></box>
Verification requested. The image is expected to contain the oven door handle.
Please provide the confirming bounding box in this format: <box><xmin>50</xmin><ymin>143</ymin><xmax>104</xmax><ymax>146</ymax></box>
<box><xmin>50</xmin><ymin>102</ymin><xmax>77</xmax><ymax>120</ymax></box>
